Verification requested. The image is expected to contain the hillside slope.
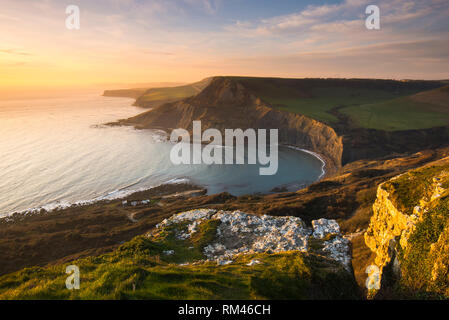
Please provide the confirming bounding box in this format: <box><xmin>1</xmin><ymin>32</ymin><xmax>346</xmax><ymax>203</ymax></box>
<box><xmin>103</xmin><ymin>88</ymin><xmax>148</xmax><ymax>99</ymax></box>
<box><xmin>231</xmin><ymin>77</ymin><xmax>449</xmax><ymax>164</ymax></box>
<box><xmin>111</xmin><ymin>76</ymin><xmax>449</xmax><ymax>167</ymax></box>
<box><xmin>117</xmin><ymin>77</ymin><xmax>343</xmax><ymax>171</ymax></box>
<box><xmin>231</xmin><ymin>77</ymin><xmax>442</xmax><ymax>125</ymax></box>
<box><xmin>1</xmin><ymin>146</ymin><xmax>449</xmax><ymax>297</ymax></box>
<box><xmin>411</xmin><ymin>85</ymin><xmax>449</xmax><ymax>109</ymax></box>
<box><xmin>0</xmin><ymin>209</ymin><xmax>358</xmax><ymax>300</ymax></box>
<box><xmin>341</xmin><ymin>85</ymin><xmax>449</xmax><ymax>131</ymax></box>
<box><xmin>133</xmin><ymin>78</ymin><xmax>212</xmax><ymax>108</ymax></box>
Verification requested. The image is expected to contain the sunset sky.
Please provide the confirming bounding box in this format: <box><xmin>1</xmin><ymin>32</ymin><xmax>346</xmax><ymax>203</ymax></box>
<box><xmin>1</xmin><ymin>0</ymin><xmax>448</xmax><ymax>92</ymax></box>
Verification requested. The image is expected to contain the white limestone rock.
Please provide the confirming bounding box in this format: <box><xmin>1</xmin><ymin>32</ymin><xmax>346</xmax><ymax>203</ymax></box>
<box><xmin>247</xmin><ymin>259</ymin><xmax>261</xmax><ymax>266</ymax></box>
<box><xmin>203</xmin><ymin>210</ymin><xmax>311</xmax><ymax>261</ymax></box>
<box><xmin>322</xmin><ymin>236</ymin><xmax>352</xmax><ymax>271</ymax></box>
<box><xmin>151</xmin><ymin>209</ymin><xmax>351</xmax><ymax>271</ymax></box>
<box><xmin>217</xmin><ymin>259</ymin><xmax>233</xmax><ymax>266</ymax></box>
<box><xmin>155</xmin><ymin>209</ymin><xmax>217</xmax><ymax>240</ymax></box>
<box><xmin>312</xmin><ymin>219</ymin><xmax>340</xmax><ymax>239</ymax></box>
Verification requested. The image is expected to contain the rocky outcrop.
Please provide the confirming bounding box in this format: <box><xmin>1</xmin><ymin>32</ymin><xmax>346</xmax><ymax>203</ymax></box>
<box><xmin>364</xmin><ymin>179</ymin><xmax>416</xmax><ymax>276</ymax></box>
<box><xmin>151</xmin><ymin>208</ymin><xmax>352</xmax><ymax>271</ymax></box>
<box><xmin>119</xmin><ymin>77</ymin><xmax>343</xmax><ymax>172</ymax></box>
<box><xmin>364</xmin><ymin>159</ymin><xmax>449</xmax><ymax>296</ymax></box>
<box><xmin>0</xmin><ymin>207</ymin><xmax>359</xmax><ymax>299</ymax></box>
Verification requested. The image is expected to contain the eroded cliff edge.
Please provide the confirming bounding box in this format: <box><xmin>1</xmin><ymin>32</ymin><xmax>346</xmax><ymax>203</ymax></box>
<box><xmin>364</xmin><ymin>157</ymin><xmax>449</xmax><ymax>298</ymax></box>
<box><xmin>114</xmin><ymin>77</ymin><xmax>343</xmax><ymax>173</ymax></box>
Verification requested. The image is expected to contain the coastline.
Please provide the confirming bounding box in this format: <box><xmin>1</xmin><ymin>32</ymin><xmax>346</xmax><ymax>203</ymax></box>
<box><xmin>0</xmin><ymin>178</ymin><xmax>193</xmax><ymax>220</ymax></box>
<box><xmin>1</xmin><ymin>144</ymin><xmax>327</xmax><ymax>220</ymax></box>
<box><xmin>284</xmin><ymin>144</ymin><xmax>327</xmax><ymax>180</ymax></box>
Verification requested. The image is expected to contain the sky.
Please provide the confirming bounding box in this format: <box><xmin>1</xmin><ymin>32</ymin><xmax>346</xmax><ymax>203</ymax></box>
<box><xmin>0</xmin><ymin>0</ymin><xmax>448</xmax><ymax>92</ymax></box>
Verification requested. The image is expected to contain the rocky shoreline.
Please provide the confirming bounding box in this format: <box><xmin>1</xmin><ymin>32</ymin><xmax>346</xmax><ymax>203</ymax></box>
<box><xmin>0</xmin><ymin>179</ymin><xmax>203</xmax><ymax>221</ymax></box>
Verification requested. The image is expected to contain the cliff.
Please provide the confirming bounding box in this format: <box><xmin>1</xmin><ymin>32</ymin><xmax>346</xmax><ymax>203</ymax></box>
<box><xmin>118</xmin><ymin>77</ymin><xmax>343</xmax><ymax>172</ymax></box>
<box><xmin>364</xmin><ymin>157</ymin><xmax>449</xmax><ymax>298</ymax></box>
<box><xmin>110</xmin><ymin>76</ymin><xmax>449</xmax><ymax>171</ymax></box>
<box><xmin>103</xmin><ymin>88</ymin><xmax>148</xmax><ymax>99</ymax></box>
<box><xmin>133</xmin><ymin>78</ymin><xmax>212</xmax><ymax>108</ymax></box>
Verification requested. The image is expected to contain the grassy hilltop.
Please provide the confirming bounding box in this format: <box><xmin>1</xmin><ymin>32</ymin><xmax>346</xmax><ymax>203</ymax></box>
<box><xmin>341</xmin><ymin>85</ymin><xmax>449</xmax><ymax>131</ymax></box>
<box><xmin>111</xmin><ymin>76</ymin><xmax>449</xmax><ymax>131</ymax></box>
<box><xmin>1</xmin><ymin>76</ymin><xmax>449</xmax><ymax>300</ymax></box>
<box><xmin>132</xmin><ymin>78</ymin><xmax>212</xmax><ymax>108</ymax></box>
<box><xmin>0</xmin><ymin>213</ymin><xmax>357</xmax><ymax>300</ymax></box>
<box><xmin>2</xmin><ymin>146</ymin><xmax>449</xmax><ymax>299</ymax></box>
<box><xmin>229</xmin><ymin>77</ymin><xmax>449</xmax><ymax>131</ymax></box>
<box><xmin>110</xmin><ymin>76</ymin><xmax>449</xmax><ymax>167</ymax></box>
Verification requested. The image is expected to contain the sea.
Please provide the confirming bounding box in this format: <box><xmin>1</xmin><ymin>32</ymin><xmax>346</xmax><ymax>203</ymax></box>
<box><xmin>0</xmin><ymin>92</ymin><xmax>323</xmax><ymax>217</ymax></box>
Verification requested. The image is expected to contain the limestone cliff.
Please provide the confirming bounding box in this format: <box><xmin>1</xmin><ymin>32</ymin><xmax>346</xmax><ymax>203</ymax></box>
<box><xmin>365</xmin><ymin>157</ymin><xmax>449</xmax><ymax>297</ymax></box>
<box><xmin>119</xmin><ymin>77</ymin><xmax>343</xmax><ymax>172</ymax></box>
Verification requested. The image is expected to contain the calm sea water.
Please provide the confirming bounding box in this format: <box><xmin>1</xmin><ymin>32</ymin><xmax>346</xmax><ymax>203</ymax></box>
<box><xmin>0</xmin><ymin>93</ymin><xmax>323</xmax><ymax>217</ymax></box>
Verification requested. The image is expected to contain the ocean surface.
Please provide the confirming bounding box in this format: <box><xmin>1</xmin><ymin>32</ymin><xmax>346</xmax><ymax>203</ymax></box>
<box><xmin>0</xmin><ymin>93</ymin><xmax>323</xmax><ymax>217</ymax></box>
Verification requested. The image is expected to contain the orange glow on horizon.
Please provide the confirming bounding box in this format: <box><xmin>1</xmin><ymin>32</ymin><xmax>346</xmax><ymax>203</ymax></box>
<box><xmin>1</xmin><ymin>0</ymin><xmax>448</xmax><ymax>94</ymax></box>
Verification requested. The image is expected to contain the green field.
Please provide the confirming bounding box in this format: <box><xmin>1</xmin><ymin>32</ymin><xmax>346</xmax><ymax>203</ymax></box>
<box><xmin>340</xmin><ymin>97</ymin><xmax>449</xmax><ymax>131</ymax></box>
<box><xmin>113</xmin><ymin>76</ymin><xmax>448</xmax><ymax>131</ymax></box>
<box><xmin>258</xmin><ymin>86</ymin><xmax>412</xmax><ymax>123</ymax></box>
<box><xmin>230</xmin><ymin>77</ymin><xmax>445</xmax><ymax>129</ymax></box>
<box><xmin>341</xmin><ymin>85</ymin><xmax>449</xmax><ymax>131</ymax></box>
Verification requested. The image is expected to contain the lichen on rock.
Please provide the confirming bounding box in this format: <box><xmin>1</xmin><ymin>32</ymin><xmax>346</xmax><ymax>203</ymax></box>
<box><xmin>150</xmin><ymin>208</ymin><xmax>352</xmax><ymax>271</ymax></box>
<box><xmin>312</xmin><ymin>218</ymin><xmax>340</xmax><ymax>239</ymax></box>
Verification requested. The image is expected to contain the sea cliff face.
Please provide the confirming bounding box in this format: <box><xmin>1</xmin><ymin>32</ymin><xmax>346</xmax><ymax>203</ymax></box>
<box><xmin>364</xmin><ymin>158</ymin><xmax>449</xmax><ymax>297</ymax></box>
<box><xmin>109</xmin><ymin>77</ymin><xmax>449</xmax><ymax>172</ymax></box>
<box><xmin>120</xmin><ymin>77</ymin><xmax>343</xmax><ymax>172</ymax></box>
